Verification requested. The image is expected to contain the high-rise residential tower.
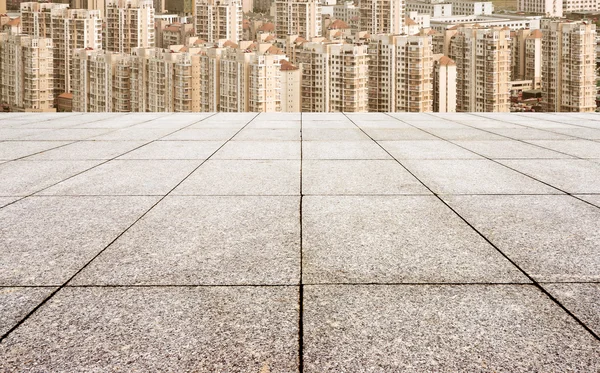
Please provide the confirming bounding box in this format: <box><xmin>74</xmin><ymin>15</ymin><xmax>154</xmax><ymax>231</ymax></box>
<box><xmin>105</xmin><ymin>0</ymin><xmax>155</xmax><ymax>54</ymax></box>
<box><xmin>195</xmin><ymin>0</ymin><xmax>243</xmax><ymax>43</ymax></box>
<box><xmin>274</xmin><ymin>0</ymin><xmax>322</xmax><ymax>39</ymax></box>
<box><xmin>542</xmin><ymin>19</ymin><xmax>597</xmax><ymax>112</ymax></box>
<box><xmin>359</xmin><ymin>0</ymin><xmax>403</xmax><ymax>34</ymax></box>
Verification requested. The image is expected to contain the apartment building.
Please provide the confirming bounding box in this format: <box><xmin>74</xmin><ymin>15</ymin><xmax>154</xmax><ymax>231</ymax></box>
<box><xmin>562</xmin><ymin>0</ymin><xmax>598</xmax><ymax>12</ymax></box>
<box><xmin>198</xmin><ymin>45</ymin><xmax>224</xmax><ymax>112</ymax></box>
<box><xmin>51</xmin><ymin>8</ymin><xmax>102</xmax><ymax>98</ymax></box>
<box><xmin>511</xmin><ymin>29</ymin><xmax>542</xmax><ymax>89</ymax></box>
<box><xmin>368</xmin><ymin>33</ymin><xmax>434</xmax><ymax>112</ymax></box>
<box><xmin>451</xmin><ymin>26</ymin><xmax>511</xmax><ymax>112</ymax></box>
<box><xmin>20</xmin><ymin>2</ymin><xmax>69</xmax><ymax>38</ymax></box>
<box><xmin>105</xmin><ymin>0</ymin><xmax>155</xmax><ymax>54</ymax></box>
<box><xmin>446</xmin><ymin>0</ymin><xmax>493</xmax><ymax>15</ymax></box>
<box><xmin>71</xmin><ymin>0</ymin><xmax>106</xmax><ymax>17</ymax></box>
<box><xmin>156</xmin><ymin>20</ymin><xmax>194</xmax><ymax>48</ymax></box>
<box><xmin>518</xmin><ymin>0</ymin><xmax>562</xmax><ymax>16</ymax></box>
<box><xmin>333</xmin><ymin>1</ymin><xmax>360</xmax><ymax>22</ymax></box>
<box><xmin>359</xmin><ymin>0</ymin><xmax>403</xmax><ymax>34</ymax></box>
<box><xmin>280</xmin><ymin>59</ymin><xmax>301</xmax><ymax>112</ymax></box>
<box><xmin>432</xmin><ymin>54</ymin><xmax>456</xmax><ymax>112</ymax></box>
<box><xmin>406</xmin><ymin>1</ymin><xmax>452</xmax><ymax>17</ymax></box>
<box><xmin>195</xmin><ymin>0</ymin><xmax>242</xmax><ymax>43</ymax></box>
<box><xmin>542</xmin><ymin>19</ymin><xmax>597</xmax><ymax>112</ymax></box>
<box><xmin>0</xmin><ymin>33</ymin><xmax>55</xmax><ymax>111</ymax></box>
<box><xmin>296</xmin><ymin>40</ymin><xmax>368</xmax><ymax>112</ymax></box>
<box><xmin>71</xmin><ymin>48</ymin><xmax>132</xmax><ymax>112</ymax></box>
<box><xmin>274</xmin><ymin>0</ymin><xmax>322</xmax><ymax>39</ymax></box>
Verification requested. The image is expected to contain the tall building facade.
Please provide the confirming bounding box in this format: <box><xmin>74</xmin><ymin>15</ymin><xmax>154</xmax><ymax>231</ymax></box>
<box><xmin>511</xmin><ymin>28</ymin><xmax>542</xmax><ymax>89</ymax></box>
<box><xmin>433</xmin><ymin>54</ymin><xmax>457</xmax><ymax>112</ymax></box>
<box><xmin>0</xmin><ymin>33</ymin><xmax>55</xmax><ymax>111</ymax></box>
<box><xmin>21</xmin><ymin>2</ymin><xmax>69</xmax><ymax>38</ymax></box>
<box><xmin>105</xmin><ymin>0</ymin><xmax>155</xmax><ymax>54</ymax></box>
<box><xmin>359</xmin><ymin>0</ymin><xmax>403</xmax><ymax>34</ymax></box>
<box><xmin>368</xmin><ymin>33</ymin><xmax>434</xmax><ymax>112</ymax></box>
<box><xmin>195</xmin><ymin>0</ymin><xmax>243</xmax><ymax>43</ymax></box>
<box><xmin>296</xmin><ymin>41</ymin><xmax>368</xmax><ymax>112</ymax></box>
<box><xmin>51</xmin><ymin>8</ymin><xmax>102</xmax><ymax>97</ymax></box>
<box><xmin>518</xmin><ymin>0</ymin><xmax>562</xmax><ymax>16</ymax></box>
<box><xmin>542</xmin><ymin>19</ymin><xmax>597</xmax><ymax>112</ymax></box>
<box><xmin>274</xmin><ymin>0</ymin><xmax>322</xmax><ymax>39</ymax></box>
<box><xmin>451</xmin><ymin>26</ymin><xmax>511</xmax><ymax>112</ymax></box>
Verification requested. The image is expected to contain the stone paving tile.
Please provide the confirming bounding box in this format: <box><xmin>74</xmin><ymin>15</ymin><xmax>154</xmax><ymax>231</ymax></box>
<box><xmin>360</xmin><ymin>128</ymin><xmax>439</xmax><ymax>141</ymax></box>
<box><xmin>0</xmin><ymin>287</ymin><xmax>299</xmax><ymax>372</ymax></box>
<box><xmin>72</xmin><ymin>196</ymin><xmax>300</xmax><ymax>285</ymax></box>
<box><xmin>302</xmin><ymin>120</ymin><xmax>355</xmax><ymax>129</ymax></box>
<box><xmin>302</xmin><ymin>196</ymin><xmax>528</xmax><ymax>284</ymax></box>
<box><xmin>24</xmin><ymin>128</ymin><xmax>116</xmax><ymax>141</ymax></box>
<box><xmin>27</xmin><ymin>140</ymin><xmax>147</xmax><ymax>160</ymax></box>
<box><xmin>213</xmin><ymin>141</ymin><xmax>301</xmax><ymax>160</ymax></box>
<box><xmin>380</xmin><ymin>140</ymin><xmax>482</xmax><ymax>159</ymax></box>
<box><xmin>0</xmin><ymin>128</ymin><xmax>55</xmax><ymax>140</ymax></box>
<box><xmin>160</xmin><ymin>128</ymin><xmax>240</xmax><ymax>141</ymax></box>
<box><xmin>499</xmin><ymin>159</ymin><xmax>600</xmax><ymax>194</ymax></box>
<box><xmin>401</xmin><ymin>159</ymin><xmax>559</xmax><ymax>194</ymax></box>
<box><xmin>424</xmin><ymin>128</ymin><xmax>507</xmax><ymax>141</ymax></box>
<box><xmin>351</xmin><ymin>120</ymin><xmax>411</xmax><ymax>129</ymax></box>
<box><xmin>39</xmin><ymin>160</ymin><xmax>199</xmax><ymax>196</ymax></box>
<box><xmin>246</xmin><ymin>120</ymin><xmax>301</xmax><ymax>129</ymax></box>
<box><xmin>303</xmin><ymin>285</ymin><xmax>600</xmax><ymax>372</ymax></box>
<box><xmin>233</xmin><ymin>128</ymin><xmax>301</xmax><ymax>141</ymax></box>
<box><xmin>527</xmin><ymin>139</ymin><xmax>600</xmax><ymax>158</ymax></box>
<box><xmin>0</xmin><ymin>141</ymin><xmax>71</xmax><ymax>160</ymax></box>
<box><xmin>454</xmin><ymin>140</ymin><xmax>572</xmax><ymax>159</ymax></box>
<box><xmin>302</xmin><ymin>160</ymin><xmax>430</xmax><ymax>195</ymax></box>
<box><xmin>0</xmin><ymin>287</ymin><xmax>55</xmax><ymax>336</ymax></box>
<box><xmin>443</xmin><ymin>195</ymin><xmax>600</xmax><ymax>282</ymax></box>
<box><xmin>302</xmin><ymin>128</ymin><xmax>371</xmax><ymax>141</ymax></box>
<box><xmin>129</xmin><ymin>114</ymin><xmax>213</xmax><ymax>128</ymax></box>
<box><xmin>172</xmin><ymin>160</ymin><xmax>300</xmax><ymax>195</ymax></box>
<box><xmin>303</xmin><ymin>141</ymin><xmax>391</xmax><ymax>160</ymax></box>
<box><xmin>0</xmin><ymin>196</ymin><xmax>20</xmax><ymax>208</ymax></box>
<box><xmin>547</xmin><ymin>127</ymin><xmax>600</xmax><ymax>139</ymax></box>
<box><xmin>542</xmin><ymin>283</ymin><xmax>600</xmax><ymax>336</ymax></box>
<box><xmin>486</xmin><ymin>128</ymin><xmax>574</xmax><ymax>140</ymax></box>
<box><xmin>69</xmin><ymin>114</ymin><xmax>168</xmax><ymax>129</ymax></box>
<box><xmin>0</xmin><ymin>196</ymin><xmax>158</xmax><ymax>285</ymax></box>
<box><xmin>118</xmin><ymin>141</ymin><xmax>224</xmax><ymax>160</ymax></box>
<box><xmin>575</xmin><ymin>194</ymin><xmax>600</xmax><ymax>207</ymax></box>
<box><xmin>90</xmin><ymin>128</ymin><xmax>175</xmax><ymax>141</ymax></box>
<box><xmin>0</xmin><ymin>160</ymin><xmax>102</xmax><ymax>196</ymax></box>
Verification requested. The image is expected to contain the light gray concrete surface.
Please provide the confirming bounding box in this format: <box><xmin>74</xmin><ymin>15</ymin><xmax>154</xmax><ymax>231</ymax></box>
<box><xmin>0</xmin><ymin>113</ymin><xmax>598</xmax><ymax>371</ymax></box>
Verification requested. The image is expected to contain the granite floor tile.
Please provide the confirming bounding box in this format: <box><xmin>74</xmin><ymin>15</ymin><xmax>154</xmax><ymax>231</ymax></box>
<box><xmin>301</xmin><ymin>120</ymin><xmax>355</xmax><ymax>129</ymax></box>
<box><xmin>160</xmin><ymin>128</ymin><xmax>240</xmax><ymax>141</ymax></box>
<box><xmin>72</xmin><ymin>196</ymin><xmax>300</xmax><ymax>285</ymax></box>
<box><xmin>380</xmin><ymin>140</ymin><xmax>481</xmax><ymax>159</ymax></box>
<box><xmin>542</xmin><ymin>283</ymin><xmax>600</xmax><ymax>336</ymax></box>
<box><xmin>0</xmin><ymin>128</ymin><xmax>55</xmax><ymax>141</ymax></box>
<box><xmin>302</xmin><ymin>129</ymin><xmax>371</xmax><ymax>141</ymax></box>
<box><xmin>233</xmin><ymin>128</ymin><xmax>300</xmax><ymax>141</ymax></box>
<box><xmin>547</xmin><ymin>127</ymin><xmax>600</xmax><ymax>139</ymax></box>
<box><xmin>70</xmin><ymin>114</ymin><xmax>169</xmax><ymax>129</ymax></box>
<box><xmin>302</xmin><ymin>196</ymin><xmax>528</xmax><ymax>284</ymax></box>
<box><xmin>118</xmin><ymin>141</ymin><xmax>224</xmax><ymax>160</ymax></box>
<box><xmin>245</xmin><ymin>120</ymin><xmax>301</xmax><ymax>129</ymax></box>
<box><xmin>499</xmin><ymin>159</ymin><xmax>600</xmax><ymax>194</ymax></box>
<box><xmin>24</xmin><ymin>128</ymin><xmax>116</xmax><ymax>141</ymax></box>
<box><xmin>575</xmin><ymin>194</ymin><xmax>600</xmax><ymax>207</ymax></box>
<box><xmin>527</xmin><ymin>139</ymin><xmax>600</xmax><ymax>158</ymax></box>
<box><xmin>303</xmin><ymin>285</ymin><xmax>600</xmax><ymax>372</ymax></box>
<box><xmin>0</xmin><ymin>141</ymin><xmax>71</xmax><ymax>160</ymax></box>
<box><xmin>360</xmin><ymin>128</ymin><xmax>439</xmax><ymax>141</ymax></box>
<box><xmin>487</xmin><ymin>128</ymin><xmax>574</xmax><ymax>140</ymax></box>
<box><xmin>0</xmin><ymin>196</ymin><xmax>20</xmax><ymax>208</ymax></box>
<box><xmin>213</xmin><ymin>141</ymin><xmax>301</xmax><ymax>160</ymax></box>
<box><xmin>172</xmin><ymin>160</ymin><xmax>300</xmax><ymax>195</ymax></box>
<box><xmin>26</xmin><ymin>140</ymin><xmax>147</xmax><ymax>160</ymax></box>
<box><xmin>90</xmin><ymin>128</ymin><xmax>176</xmax><ymax>141</ymax></box>
<box><xmin>39</xmin><ymin>160</ymin><xmax>200</xmax><ymax>196</ymax></box>
<box><xmin>0</xmin><ymin>287</ymin><xmax>55</xmax><ymax>336</ymax></box>
<box><xmin>0</xmin><ymin>287</ymin><xmax>299</xmax><ymax>372</ymax></box>
<box><xmin>402</xmin><ymin>159</ymin><xmax>559</xmax><ymax>194</ymax></box>
<box><xmin>424</xmin><ymin>128</ymin><xmax>507</xmax><ymax>141</ymax></box>
<box><xmin>0</xmin><ymin>196</ymin><xmax>158</xmax><ymax>285</ymax></box>
<box><xmin>0</xmin><ymin>160</ymin><xmax>102</xmax><ymax>196</ymax></box>
<box><xmin>443</xmin><ymin>195</ymin><xmax>600</xmax><ymax>282</ymax></box>
<box><xmin>454</xmin><ymin>140</ymin><xmax>571</xmax><ymax>159</ymax></box>
<box><xmin>303</xmin><ymin>141</ymin><xmax>391</xmax><ymax>160</ymax></box>
<box><xmin>351</xmin><ymin>120</ymin><xmax>411</xmax><ymax>129</ymax></box>
<box><xmin>302</xmin><ymin>160</ymin><xmax>429</xmax><ymax>195</ymax></box>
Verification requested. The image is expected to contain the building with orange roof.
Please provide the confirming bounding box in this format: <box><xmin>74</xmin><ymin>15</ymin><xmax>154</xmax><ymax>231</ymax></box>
<box><xmin>274</xmin><ymin>0</ymin><xmax>322</xmax><ymax>39</ymax></box>
<box><xmin>195</xmin><ymin>0</ymin><xmax>242</xmax><ymax>43</ymax></box>
<box><xmin>433</xmin><ymin>54</ymin><xmax>457</xmax><ymax>112</ymax></box>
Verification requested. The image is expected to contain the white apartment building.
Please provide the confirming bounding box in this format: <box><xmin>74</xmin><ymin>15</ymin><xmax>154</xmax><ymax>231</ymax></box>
<box><xmin>518</xmin><ymin>0</ymin><xmax>563</xmax><ymax>17</ymax></box>
<box><xmin>20</xmin><ymin>2</ymin><xmax>68</xmax><ymax>38</ymax></box>
<box><xmin>368</xmin><ymin>33</ymin><xmax>434</xmax><ymax>112</ymax></box>
<box><xmin>274</xmin><ymin>0</ymin><xmax>322</xmax><ymax>39</ymax></box>
<box><xmin>542</xmin><ymin>19</ymin><xmax>597</xmax><ymax>112</ymax></box>
<box><xmin>406</xmin><ymin>1</ymin><xmax>452</xmax><ymax>17</ymax></box>
<box><xmin>333</xmin><ymin>1</ymin><xmax>360</xmax><ymax>23</ymax></box>
<box><xmin>50</xmin><ymin>8</ymin><xmax>102</xmax><ymax>97</ymax></box>
<box><xmin>0</xmin><ymin>33</ymin><xmax>55</xmax><ymax>111</ymax></box>
<box><xmin>195</xmin><ymin>0</ymin><xmax>242</xmax><ymax>43</ymax></box>
<box><xmin>511</xmin><ymin>29</ymin><xmax>542</xmax><ymax>89</ymax></box>
<box><xmin>432</xmin><ymin>54</ymin><xmax>457</xmax><ymax>112</ymax></box>
<box><xmin>431</xmin><ymin>14</ymin><xmax>542</xmax><ymax>31</ymax></box>
<box><xmin>446</xmin><ymin>0</ymin><xmax>493</xmax><ymax>15</ymax></box>
<box><xmin>359</xmin><ymin>0</ymin><xmax>404</xmax><ymax>34</ymax></box>
<box><xmin>562</xmin><ymin>0</ymin><xmax>599</xmax><ymax>12</ymax></box>
<box><xmin>451</xmin><ymin>26</ymin><xmax>511</xmax><ymax>112</ymax></box>
<box><xmin>105</xmin><ymin>0</ymin><xmax>155</xmax><ymax>54</ymax></box>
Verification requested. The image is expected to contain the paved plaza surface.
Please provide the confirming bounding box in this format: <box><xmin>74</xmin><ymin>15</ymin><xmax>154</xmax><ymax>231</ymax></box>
<box><xmin>0</xmin><ymin>112</ymin><xmax>599</xmax><ymax>371</ymax></box>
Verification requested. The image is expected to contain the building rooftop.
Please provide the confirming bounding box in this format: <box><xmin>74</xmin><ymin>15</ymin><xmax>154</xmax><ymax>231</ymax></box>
<box><xmin>0</xmin><ymin>112</ymin><xmax>599</xmax><ymax>371</ymax></box>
